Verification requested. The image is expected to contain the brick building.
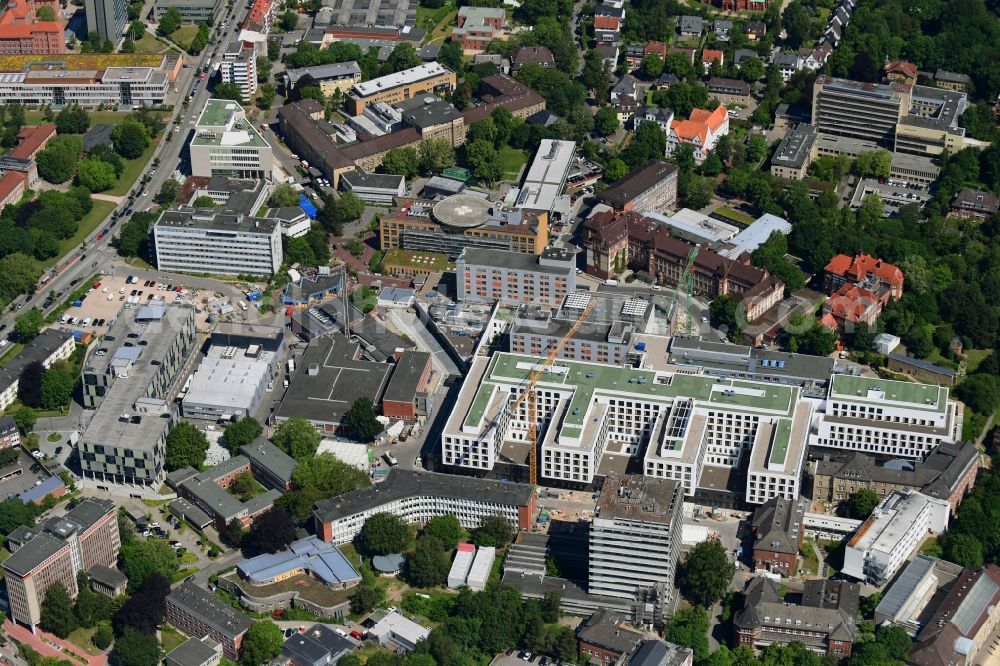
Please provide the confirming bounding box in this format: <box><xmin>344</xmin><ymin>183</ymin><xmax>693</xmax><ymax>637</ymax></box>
<box><xmin>166</xmin><ymin>583</ymin><xmax>253</xmax><ymax>660</ymax></box>
<box><xmin>381</xmin><ymin>350</ymin><xmax>433</xmax><ymax>421</ymax></box>
<box><xmin>750</xmin><ymin>496</ymin><xmax>806</xmax><ymax>576</ymax></box>
<box><xmin>597</xmin><ymin>159</ymin><xmax>679</xmax><ymax>215</ymax></box>
<box><xmin>0</xmin><ymin>0</ymin><xmax>64</xmax><ymax>55</ymax></box>
<box><xmin>576</xmin><ymin>608</ymin><xmax>643</xmax><ymax>665</ymax></box>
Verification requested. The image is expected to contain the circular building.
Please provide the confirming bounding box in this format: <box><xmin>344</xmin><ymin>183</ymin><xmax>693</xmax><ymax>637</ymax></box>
<box><xmin>372</xmin><ymin>553</ymin><xmax>406</xmax><ymax>576</ymax></box>
<box><xmin>431</xmin><ymin>194</ymin><xmax>494</xmax><ymax>229</ymax></box>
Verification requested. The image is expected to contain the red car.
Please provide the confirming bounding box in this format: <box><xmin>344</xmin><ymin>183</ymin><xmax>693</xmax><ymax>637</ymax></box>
<box><xmin>271</xmin><ymin>609</ymin><xmax>284</xmax><ymax>619</ymax></box>
<box><xmin>200</xmin><ymin>73</ymin><xmax>206</xmax><ymax>80</ymax></box>
<box><xmin>97</xmin><ymin>232</ymin><xmax>105</xmax><ymax>240</ymax></box>
<box><xmin>350</xmin><ymin>630</ymin><xmax>364</xmax><ymax>640</ymax></box>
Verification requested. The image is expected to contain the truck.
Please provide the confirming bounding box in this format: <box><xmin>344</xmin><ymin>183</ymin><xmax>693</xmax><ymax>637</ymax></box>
<box><xmin>238</xmin><ymin>301</ymin><xmax>248</xmax><ymax>311</ymax></box>
<box><xmin>287</xmin><ymin>358</ymin><xmax>296</xmax><ymax>375</ymax></box>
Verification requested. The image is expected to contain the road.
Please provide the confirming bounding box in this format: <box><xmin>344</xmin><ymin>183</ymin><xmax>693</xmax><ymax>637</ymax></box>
<box><xmin>0</xmin><ymin>3</ymin><xmax>251</xmax><ymax>336</ymax></box>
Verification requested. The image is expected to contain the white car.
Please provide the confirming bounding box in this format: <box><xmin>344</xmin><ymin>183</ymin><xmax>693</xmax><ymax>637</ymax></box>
<box><xmin>142</xmin><ymin>190</ymin><xmax>149</xmax><ymax>197</ymax></box>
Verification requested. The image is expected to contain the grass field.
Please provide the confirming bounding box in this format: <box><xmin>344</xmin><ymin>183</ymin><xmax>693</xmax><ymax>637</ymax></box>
<box><xmin>500</xmin><ymin>146</ymin><xmax>528</xmax><ymax>181</ymax></box>
<box><xmin>424</xmin><ymin>8</ymin><xmax>457</xmax><ymax>44</ymax></box>
<box><xmin>67</xmin><ymin>628</ymin><xmax>104</xmax><ymax>656</ymax></box>
<box><xmin>170</xmin><ymin>25</ymin><xmax>200</xmax><ymax>49</ymax></box>
<box><xmin>159</xmin><ymin>626</ymin><xmax>187</xmax><ymax>654</ymax></box>
<box><xmin>133</xmin><ymin>32</ymin><xmax>172</xmax><ymax>54</ymax></box>
<box><xmin>108</xmin><ymin>140</ymin><xmax>158</xmax><ymax>196</ymax></box>
<box><xmin>48</xmin><ymin>200</ymin><xmax>116</xmax><ymax>267</ymax></box>
<box><xmin>382</xmin><ymin>248</ymin><xmax>453</xmax><ymax>271</ymax></box>
<box><xmin>416</xmin><ymin>1</ymin><xmax>455</xmax><ymax>33</ymax></box>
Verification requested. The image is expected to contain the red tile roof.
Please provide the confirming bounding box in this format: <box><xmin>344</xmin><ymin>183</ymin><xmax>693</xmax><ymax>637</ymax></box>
<box><xmin>824</xmin><ymin>253</ymin><xmax>903</xmax><ymax>288</ymax></box>
<box><xmin>670</xmin><ymin>106</ymin><xmax>727</xmax><ymax>145</ymax></box>
<box><xmin>0</xmin><ymin>171</ymin><xmax>25</xmax><ymax>203</ymax></box>
<box><xmin>9</xmin><ymin>123</ymin><xmax>55</xmax><ymax>160</ymax></box>
<box><xmin>884</xmin><ymin>59</ymin><xmax>917</xmax><ymax>79</ymax></box>
<box><xmin>702</xmin><ymin>49</ymin><xmax>724</xmax><ymax>64</ymax></box>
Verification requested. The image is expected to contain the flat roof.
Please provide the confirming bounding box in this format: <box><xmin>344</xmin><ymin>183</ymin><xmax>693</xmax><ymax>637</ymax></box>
<box><xmin>771</xmin><ymin>122</ymin><xmax>818</xmax><ymax>170</ymax></box>
<box><xmin>184</xmin><ymin>353</ymin><xmax>271</xmax><ymax>412</ymax></box>
<box><xmin>276</xmin><ymin>334</ymin><xmax>392</xmax><ymax>426</ymax></box>
<box><xmin>646</xmin><ymin>208</ymin><xmax>738</xmax><ymax>245</ymax></box>
<box><xmin>157</xmin><ymin>208</ymin><xmax>279</xmax><ymax>234</ymax></box>
<box><xmin>598</xmin><ymin>160</ymin><xmax>678</xmax><ymax>209</ymax></box>
<box><xmin>458</xmin><ymin>248</ymin><xmax>569</xmax><ymax>274</ymax></box>
<box><xmin>829</xmin><ymin>374</ymin><xmax>949</xmax><ymax>413</ymax></box>
<box><xmin>314</xmin><ymin>468</ymin><xmax>533</xmax><ymax>522</ymax></box>
<box><xmin>518</xmin><ymin>139</ymin><xmax>576</xmax><ymax>212</ymax></box>
<box><xmin>165</xmin><ymin>638</ymin><xmax>220</xmax><ymax>666</ymax></box>
<box><xmin>382</xmin><ymin>351</ymin><xmax>431</xmax><ymax>404</ymax></box>
<box><xmin>239</xmin><ymin>439</ymin><xmax>298</xmax><ymax>488</ymax></box>
<box><xmin>285</xmin><ymin>61</ymin><xmax>361</xmax><ymax>87</ymax></box>
<box><xmin>351</xmin><ymin>62</ymin><xmax>450</xmax><ymax>98</ymax></box>
<box><xmin>719</xmin><ymin>213</ymin><xmax>792</xmax><ymax>259</ymax></box>
<box><xmin>595</xmin><ymin>474</ymin><xmax>680</xmax><ymax>524</ymax></box>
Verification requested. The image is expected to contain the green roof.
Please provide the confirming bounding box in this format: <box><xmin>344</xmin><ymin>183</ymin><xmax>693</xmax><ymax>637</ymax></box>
<box><xmin>198</xmin><ymin>99</ymin><xmax>243</xmax><ymax>126</ymax></box>
<box><xmin>829</xmin><ymin>374</ymin><xmax>947</xmax><ymax>413</ymax></box>
<box><xmin>192</xmin><ymin>100</ymin><xmax>270</xmax><ymax>148</ymax></box>
<box><xmin>768</xmin><ymin>419</ymin><xmax>792</xmax><ymax>466</ymax></box>
<box><xmin>464</xmin><ymin>353</ymin><xmax>798</xmax><ymax>433</ymax></box>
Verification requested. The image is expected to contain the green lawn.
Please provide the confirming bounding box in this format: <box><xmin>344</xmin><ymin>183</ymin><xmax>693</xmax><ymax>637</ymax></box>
<box><xmin>159</xmin><ymin>626</ymin><xmax>187</xmax><ymax>654</ymax></box>
<box><xmin>133</xmin><ymin>32</ymin><xmax>172</xmax><ymax>54</ymax></box>
<box><xmin>107</xmin><ymin>139</ymin><xmax>158</xmax><ymax>196</ymax></box>
<box><xmin>170</xmin><ymin>25</ymin><xmax>200</xmax><ymax>49</ymax></box>
<box><xmin>0</xmin><ymin>343</ymin><xmax>24</xmax><ymax>369</ymax></box>
<box><xmin>67</xmin><ymin>627</ymin><xmax>104</xmax><ymax>656</ymax></box>
<box><xmin>416</xmin><ymin>1</ymin><xmax>455</xmax><ymax>33</ymax></box>
<box><xmin>799</xmin><ymin>541</ymin><xmax>819</xmax><ymax>575</ymax></box>
<box><xmin>46</xmin><ymin>200</ymin><xmax>116</xmax><ymax>268</ymax></box>
<box><xmin>424</xmin><ymin>8</ymin><xmax>457</xmax><ymax>44</ymax></box>
<box><xmin>965</xmin><ymin>348</ymin><xmax>991</xmax><ymax>373</ymax></box>
<box><xmin>500</xmin><ymin>146</ymin><xmax>528</xmax><ymax>181</ymax></box>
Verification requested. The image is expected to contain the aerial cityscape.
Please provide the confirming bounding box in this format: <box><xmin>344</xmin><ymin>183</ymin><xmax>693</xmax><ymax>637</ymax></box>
<box><xmin>0</xmin><ymin>0</ymin><xmax>995</xmax><ymax>665</ymax></box>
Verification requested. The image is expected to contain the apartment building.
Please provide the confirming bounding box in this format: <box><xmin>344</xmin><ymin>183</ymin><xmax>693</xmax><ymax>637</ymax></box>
<box><xmin>0</xmin><ymin>328</ymin><xmax>75</xmax><ymax>411</ymax></box>
<box><xmin>589</xmin><ymin>475</ymin><xmax>683</xmax><ymax>622</ymax></box>
<box><xmin>750</xmin><ymin>496</ymin><xmax>805</xmax><ymax>576</ymax></box>
<box><xmin>442</xmin><ymin>352</ymin><xmax>811</xmax><ymax>503</ymax></box>
<box><xmin>841</xmin><ymin>490</ymin><xmax>950</xmax><ymax>585</ymax></box>
<box><xmin>597</xmin><ymin>159</ymin><xmax>679</xmax><ymax>215</ymax></box>
<box><xmin>770</xmin><ymin>123</ymin><xmax>818</xmax><ymax>180</ymax></box>
<box><xmin>283</xmin><ymin>61</ymin><xmax>362</xmax><ymax>97</ymax></box>
<box><xmin>667</xmin><ymin>106</ymin><xmax>728</xmax><ymax>162</ymax></box>
<box><xmin>166</xmin><ymin>584</ymin><xmax>253</xmax><ymax>660</ymax></box>
<box><xmin>345</xmin><ymin>62</ymin><xmax>456</xmax><ymax>115</ymax></box>
<box><xmin>735</xmin><ymin>578</ymin><xmax>859</xmax><ymax>657</ymax></box>
<box><xmin>190</xmin><ymin>99</ymin><xmax>274</xmax><ymax>179</ymax></box>
<box><xmin>154</xmin><ymin>208</ymin><xmax>283</xmax><ymax>276</ymax></box>
<box><xmin>0</xmin><ymin>65</ymin><xmax>169</xmax><ymax>107</ymax></box>
<box><xmin>0</xmin><ymin>0</ymin><xmax>63</xmax><ymax>54</ymax></box>
<box><xmin>812</xmin><ymin>442</ymin><xmax>980</xmax><ymax>513</ymax></box>
<box><xmin>84</xmin><ymin>0</ymin><xmax>127</xmax><ymax>42</ymax></box>
<box><xmin>456</xmin><ymin>246</ymin><xmax>575</xmax><ymax>307</ymax></box>
<box><xmin>453</xmin><ymin>6</ymin><xmax>504</xmax><ymax>52</ymax></box>
<box><xmin>811</xmin><ymin>374</ymin><xmax>962</xmax><ymax>459</ymax></box>
<box><xmin>220</xmin><ymin>41</ymin><xmax>258</xmax><ymax>101</ymax></box>
<box><xmin>707</xmin><ymin>78</ymin><xmax>751</xmax><ymax>106</ymax></box>
<box><xmin>313</xmin><ymin>469</ymin><xmax>536</xmax><ymax>544</ymax></box>
<box><xmin>152</xmin><ymin>0</ymin><xmax>223</xmax><ymax>21</ymax></box>
<box><xmin>951</xmin><ymin>187</ymin><xmax>1000</xmax><ymax>219</ymax></box>
<box><xmin>3</xmin><ymin>498</ymin><xmax>119</xmax><ymax>628</ymax></box>
<box><xmin>76</xmin><ymin>304</ymin><xmax>197</xmax><ymax>489</ymax></box>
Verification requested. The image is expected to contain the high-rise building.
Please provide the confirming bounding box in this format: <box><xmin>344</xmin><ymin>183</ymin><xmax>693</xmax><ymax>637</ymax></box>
<box><xmin>2</xmin><ymin>498</ymin><xmax>120</xmax><ymax>628</ymax></box>
<box><xmin>812</xmin><ymin>76</ymin><xmax>909</xmax><ymax>146</ymax></box>
<box><xmin>456</xmin><ymin>246</ymin><xmax>575</xmax><ymax>307</ymax></box>
<box><xmin>153</xmin><ymin>210</ymin><xmax>283</xmax><ymax>276</ymax></box>
<box><xmin>220</xmin><ymin>41</ymin><xmax>257</xmax><ymax>101</ymax></box>
<box><xmin>589</xmin><ymin>475</ymin><xmax>683</xmax><ymax>623</ymax></box>
<box><xmin>84</xmin><ymin>0</ymin><xmax>128</xmax><ymax>43</ymax></box>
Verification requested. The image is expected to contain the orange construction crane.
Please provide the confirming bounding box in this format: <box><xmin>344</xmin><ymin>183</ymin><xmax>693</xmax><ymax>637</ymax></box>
<box><xmin>507</xmin><ymin>298</ymin><xmax>596</xmax><ymax>485</ymax></box>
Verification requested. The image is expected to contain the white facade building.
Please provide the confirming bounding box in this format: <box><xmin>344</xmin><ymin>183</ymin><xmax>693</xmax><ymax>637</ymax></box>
<box><xmin>812</xmin><ymin>375</ymin><xmax>963</xmax><ymax>459</ymax></box>
<box><xmin>153</xmin><ymin>209</ymin><xmax>283</xmax><ymax>276</ymax></box>
<box><xmin>0</xmin><ymin>67</ymin><xmax>168</xmax><ymax>108</ymax></box>
<box><xmin>220</xmin><ymin>41</ymin><xmax>258</xmax><ymax>100</ymax></box>
<box><xmin>841</xmin><ymin>490</ymin><xmax>949</xmax><ymax>586</ymax></box>
<box><xmin>190</xmin><ymin>99</ymin><xmax>274</xmax><ymax>179</ymax></box>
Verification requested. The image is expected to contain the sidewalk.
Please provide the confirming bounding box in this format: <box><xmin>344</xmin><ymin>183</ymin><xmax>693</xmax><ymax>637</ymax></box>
<box><xmin>3</xmin><ymin>618</ymin><xmax>108</xmax><ymax>666</ymax></box>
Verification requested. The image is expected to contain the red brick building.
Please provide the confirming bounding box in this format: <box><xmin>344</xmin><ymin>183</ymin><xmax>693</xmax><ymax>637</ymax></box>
<box><xmin>716</xmin><ymin>0</ymin><xmax>770</xmax><ymax>10</ymax></box>
<box><xmin>750</xmin><ymin>496</ymin><xmax>806</xmax><ymax>576</ymax></box>
<box><xmin>576</xmin><ymin>609</ymin><xmax>643</xmax><ymax>665</ymax></box>
<box><xmin>823</xmin><ymin>253</ymin><xmax>904</xmax><ymax>300</ymax></box>
<box><xmin>0</xmin><ymin>0</ymin><xmax>64</xmax><ymax>55</ymax></box>
<box><xmin>10</xmin><ymin>123</ymin><xmax>56</xmax><ymax>160</ymax></box>
<box><xmin>381</xmin><ymin>350</ymin><xmax>433</xmax><ymax>421</ymax></box>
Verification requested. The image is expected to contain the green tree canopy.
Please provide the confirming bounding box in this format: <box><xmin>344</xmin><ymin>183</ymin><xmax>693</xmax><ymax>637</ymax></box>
<box><xmin>342</xmin><ymin>397</ymin><xmax>384</xmax><ymax>442</ymax></box>
<box><xmin>277</xmin><ymin>452</ymin><xmax>370</xmax><ymax>521</ymax></box>
<box><xmin>157</xmin><ymin>6</ymin><xmax>182</xmax><ymax>35</ymax></box>
<box><xmin>55</xmin><ymin>105</ymin><xmax>90</xmax><ymax>134</ymax></box>
<box><xmin>112</xmin><ymin>628</ymin><xmax>161</xmax><ymax>666</ymax></box>
<box><xmin>593</xmin><ymin>107</ymin><xmax>620</xmax><ymax>137</ymax></box>
<box><xmin>164</xmin><ymin>421</ymin><xmax>209</xmax><ymax>471</ymax></box>
<box><xmin>40</xmin><ymin>583</ymin><xmax>77</xmax><ymax>638</ymax></box>
<box><xmin>112</xmin><ymin>119</ymin><xmax>149</xmax><ymax>159</ymax></box>
<box><xmin>77</xmin><ymin>158</ymin><xmax>117</xmax><ymax>192</ymax></box>
<box><xmin>422</xmin><ymin>515</ymin><xmax>462</xmax><ymax>549</ymax></box>
<box><xmin>223</xmin><ymin>417</ymin><xmax>263</xmax><ymax>455</ymax></box>
<box><xmin>847</xmin><ymin>489</ymin><xmax>879</xmax><ymax>519</ymax></box>
<box><xmin>272</xmin><ymin>416</ymin><xmax>321</xmax><ymax>460</ymax></box>
<box><xmin>37</xmin><ymin>135</ymin><xmax>83</xmax><ymax>184</ymax></box>
<box><xmin>270</xmin><ymin>183</ymin><xmax>299</xmax><ymax>208</ymax></box>
<box><xmin>678</xmin><ymin>540</ymin><xmax>734</xmax><ymax>607</ymax></box>
<box><xmin>120</xmin><ymin>539</ymin><xmax>179</xmax><ymax>592</ymax></box>
<box><xmin>381</xmin><ymin>147</ymin><xmax>420</xmax><ymax>178</ymax></box>
<box><xmin>241</xmin><ymin>621</ymin><xmax>285</xmax><ymax>666</ymax></box>
<box><xmin>358</xmin><ymin>512</ymin><xmax>409</xmax><ymax>556</ymax></box>
<box><xmin>243</xmin><ymin>507</ymin><xmax>297</xmax><ymax>556</ymax></box>
<box><xmin>473</xmin><ymin>514</ymin><xmax>514</xmax><ymax>547</ymax></box>
<box><xmin>40</xmin><ymin>365</ymin><xmax>75</xmax><ymax>410</ymax></box>
<box><xmin>407</xmin><ymin>535</ymin><xmax>451</xmax><ymax>588</ymax></box>
<box><xmin>13</xmin><ymin>308</ymin><xmax>44</xmax><ymax>342</ymax></box>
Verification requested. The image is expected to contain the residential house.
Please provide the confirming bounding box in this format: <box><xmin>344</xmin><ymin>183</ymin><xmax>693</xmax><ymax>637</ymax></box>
<box><xmin>624</xmin><ymin>43</ymin><xmax>646</xmax><ymax>69</ymax></box>
<box><xmin>823</xmin><ymin>253</ymin><xmax>904</xmax><ymax>301</ymax></box>
<box><xmin>632</xmin><ymin>106</ymin><xmax>674</xmax><ymax>133</ymax></box>
<box><xmin>667</xmin><ymin>106</ymin><xmax>729</xmax><ymax>162</ymax></box>
<box><xmin>950</xmin><ymin>187</ymin><xmax>999</xmax><ymax>219</ymax></box>
<box><xmin>512</xmin><ymin>46</ymin><xmax>554</xmax><ymax>72</ymax></box>
<box><xmin>707</xmin><ymin>77</ymin><xmax>751</xmax><ymax>106</ymax></box>
<box><xmin>712</xmin><ymin>19</ymin><xmax>732</xmax><ymax>41</ymax></box>
<box><xmin>744</xmin><ymin>21</ymin><xmax>765</xmax><ymax>40</ymax></box>
<box><xmin>750</xmin><ymin>497</ymin><xmax>806</xmax><ymax>576</ymax></box>
<box><xmin>701</xmin><ymin>49</ymin><xmax>724</xmax><ymax>68</ymax></box>
<box><xmin>678</xmin><ymin>15</ymin><xmax>703</xmax><ymax>37</ymax></box>
<box><xmin>884</xmin><ymin>59</ymin><xmax>918</xmax><ymax>85</ymax></box>
<box><xmin>776</xmin><ymin>53</ymin><xmax>801</xmax><ymax>81</ymax></box>
<box><xmin>934</xmin><ymin>69</ymin><xmax>972</xmax><ymax>93</ymax></box>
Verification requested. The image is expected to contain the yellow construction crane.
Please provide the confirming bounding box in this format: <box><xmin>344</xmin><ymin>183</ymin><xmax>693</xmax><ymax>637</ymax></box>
<box><xmin>507</xmin><ymin>298</ymin><xmax>596</xmax><ymax>485</ymax></box>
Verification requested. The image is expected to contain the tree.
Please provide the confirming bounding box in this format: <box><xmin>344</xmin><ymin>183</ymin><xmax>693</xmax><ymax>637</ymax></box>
<box><xmin>40</xmin><ymin>366</ymin><xmax>75</xmax><ymax>410</ymax></box>
<box><xmin>349</xmin><ymin>585</ymin><xmax>382</xmax><ymax>614</ymax></box>
<box><xmin>37</xmin><ymin>135</ymin><xmax>83</xmax><ymax>184</ymax></box>
<box><xmin>74</xmin><ymin>573</ymin><xmax>112</xmax><ymax>628</ymax></box>
<box><xmin>746</xmin><ymin>135</ymin><xmax>768</xmax><ymax>163</ymax></box>
<box><xmin>77</xmin><ymin>158</ymin><xmax>117</xmax><ymax>192</ymax></box>
<box><xmin>112</xmin><ymin>629</ymin><xmax>160</xmax><ymax>666</ymax></box>
<box><xmin>593</xmin><ymin>107</ymin><xmax>620</xmax><ymax>137</ymax></box>
<box><xmin>241</xmin><ymin>623</ymin><xmax>284</xmax><ymax>666</ymax></box>
<box><xmin>157</xmin><ymin>179</ymin><xmax>181</xmax><ymax>206</ymax></box>
<box><xmin>40</xmin><ymin>583</ymin><xmax>77</xmax><ymax>638</ymax></box>
<box><xmin>381</xmin><ymin>147</ymin><xmax>420</xmax><ymax>178</ymax></box>
<box><xmin>277</xmin><ymin>453</ymin><xmax>370</xmax><ymax>521</ymax></box>
<box><xmin>278</xmin><ymin>9</ymin><xmax>299</xmax><ymax>31</ymax></box>
<box><xmin>709</xmin><ymin>294</ymin><xmax>741</xmax><ymax>340</ymax></box>
<box><xmin>112</xmin><ymin>119</ymin><xmax>149</xmax><ymax>159</ymax></box>
<box><xmin>678</xmin><ymin>541</ymin><xmax>734</xmax><ymax>607</ymax></box>
<box><xmin>665</xmin><ymin>606</ymin><xmax>709</xmax><ymax>661</ymax></box>
<box><xmin>342</xmin><ymin>397</ymin><xmax>383</xmax><ymax>442</ymax></box>
<box><xmin>120</xmin><ymin>540</ymin><xmax>178</xmax><ymax>592</ymax></box>
<box><xmin>157</xmin><ymin>6</ymin><xmax>181</xmax><ymax>35</ymax></box>
<box><xmin>193</xmin><ymin>195</ymin><xmax>216</xmax><ymax>208</ymax></box>
<box><xmin>270</xmin><ymin>183</ymin><xmax>299</xmax><ymax>208</ymax></box>
<box><xmin>855</xmin><ymin>149</ymin><xmax>893</xmax><ymax>178</ymax></box>
<box><xmin>164</xmin><ymin>422</ymin><xmax>209</xmax><ymax>471</ymax></box>
<box><xmin>14</xmin><ymin>308</ymin><xmax>44</xmax><ymax>341</ymax></box>
<box><xmin>272</xmin><ymin>416</ymin><xmax>320</xmax><ymax>460</ymax></box>
<box><xmin>13</xmin><ymin>406</ymin><xmax>36</xmax><ymax>434</ymax></box>
<box><xmin>423</xmin><ymin>515</ymin><xmax>462</xmax><ymax>549</ymax></box>
<box><xmin>223</xmin><ymin>417</ymin><xmax>262</xmax><ymax>455</ymax></box>
<box><xmin>465</xmin><ymin>139</ymin><xmax>502</xmax><ymax>183</ymax></box>
<box><xmin>622</xmin><ymin>122</ymin><xmax>666</xmax><ymax>169</ymax></box>
<box><xmin>221</xmin><ymin>518</ymin><xmax>246</xmax><ymax>548</ymax></box>
<box><xmin>18</xmin><ymin>360</ymin><xmax>44</xmax><ymax>408</ymax></box>
<box><xmin>56</xmin><ymin>105</ymin><xmax>90</xmax><ymax>134</ymax></box>
<box><xmin>93</xmin><ymin>624</ymin><xmax>114</xmax><ymax>649</ymax></box>
<box><xmin>358</xmin><ymin>512</ymin><xmax>408</xmax><ymax>556</ymax></box>
<box><xmin>641</xmin><ymin>53</ymin><xmax>664</xmax><ymax>78</ymax></box>
<box><xmin>258</xmin><ymin>83</ymin><xmax>276</xmax><ymax>110</ymax></box>
<box><xmin>473</xmin><ymin>515</ymin><xmax>513</xmax><ymax>547</ymax></box>
<box><xmin>128</xmin><ymin>19</ymin><xmax>146</xmax><ymax>40</ymax></box>
<box><xmin>739</xmin><ymin>57</ymin><xmax>765</xmax><ymax>82</ymax></box>
<box><xmin>387</xmin><ymin>42</ymin><xmax>421</xmax><ymax>72</ymax></box>
<box><xmin>36</xmin><ymin>4</ymin><xmax>55</xmax><ymax>19</ymax></box>
<box><xmin>945</xmin><ymin>532</ymin><xmax>984</xmax><ymax>568</ymax></box>
<box><xmin>0</xmin><ymin>498</ymin><xmax>36</xmax><ymax>536</ymax></box>
<box><xmin>408</xmin><ymin>536</ymin><xmax>450</xmax><ymax>588</ymax></box>
<box><xmin>604</xmin><ymin>158</ymin><xmax>627</xmax><ymax>182</ymax></box>
<box><xmin>0</xmin><ymin>253</ymin><xmax>41</xmax><ymax>301</ymax></box>
<box><xmin>782</xmin><ymin>1</ymin><xmax>814</xmax><ymax>49</ymax></box>
<box><xmin>419</xmin><ymin>139</ymin><xmax>456</xmax><ymax>175</ymax></box>
<box><xmin>244</xmin><ymin>507</ymin><xmax>296</xmax><ymax>555</ymax></box>
<box><xmin>847</xmin><ymin>489</ymin><xmax>879</xmax><ymax>519</ymax></box>
<box><xmin>213</xmin><ymin>83</ymin><xmax>244</xmax><ymax>103</ymax></box>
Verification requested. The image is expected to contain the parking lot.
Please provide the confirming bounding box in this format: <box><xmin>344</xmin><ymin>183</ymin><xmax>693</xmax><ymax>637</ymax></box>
<box><xmin>0</xmin><ymin>449</ymin><xmax>55</xmax><ymax>500</ymax></box>
<box><xmin>56</xmin><ymin>274</ymin><xmax>131</xmax><ymax>335</ymax></box>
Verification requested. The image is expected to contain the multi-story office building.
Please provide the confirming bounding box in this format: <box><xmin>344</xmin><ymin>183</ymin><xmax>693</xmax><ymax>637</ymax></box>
<box><xmin>456</xmin><ymin>246</ymin><xmax>575</xmax><ymax>307</ymax></box>
<box><xmin>589</xmin><ymin>474</ymin><xmax>683</xmax><ymax>620</ymax></box>
<box><xmin>283</xmin><ymin>61</ymin><xmax>362</xmax><ymax>97</ymax></box>
<box><xmin>841</xmin><ymin>490</ymin><xmax>950</xmax><ymax>585</ymax></box>
<box><xmin>0</xmin><ymin>0</ymin><xmax>64</xmax><ymax>54</ymax></box>
<box><xmin>85</xmin><ymin>0</ymin><xmax>128</xmax><ymax>42</ymax></box>
<box><xmin>313</xmin><ymin>469</ymin><xmax>536</xmax><ymax>544</ymax></box>
<box><xmin>2</xmin><ymin>498</ymin><xmax>119</xmax><ymax>628</ymax></box>
<box><xmin>894</xmin><ymin>85</ymin><xmax>968</xmax><ymax>157</ymax></box>
<box><xmin>0</xmin><ymin>329</ymin><xmax>75</xmax><ymax>410</ymax></box>
<box><xmin>345</xmin><ymin>62</ymin><xmax>456</xmax><ymax>114</ymax></box>
<box><xmin>517</xmin><ymin>139</ymin><xmax>576</xmax><ymax>216</ymax></box>
<box><xmin>379</xmin><ymin>195</ymin><xmax>548</xmax><ymax>257</ymax></box>
<box><xmin>190</xmin><ymin>99</ymin><xmax>274</xmax><ymax>179</ymax></box>
<box><xmin>812</xmin><ymin>77</ymin><xmax>908</xmax><ymax>146</ymax></box>
<box><xmin>220</xmin><ymin>41</ymin><xmax>257</xmax><ymax>100</ymax></box>
<box><xmin>154</xmin><ymin>209</ymin><xmax>283</xmax><ymax>276</ymax></box>
<box><xmin>0</xmin><ymin>65</ymin><xmax>169</xmax><ymax>107</ymax></box>
<box><xmin>770</xmin><ymin>123</ymin><xmax>818</xmax><ymax>180</ymax></box>
<box><xmin>442</xmin><ymin>351</ymin><xmax>811</xmax><ymax>502</ymax></box>
<box><xmin>597</xmin><ymin>159</ymin><xmax>678</xmax><ymax>215</ymax></box>
<box><xmin>166</xmin><ymin>584</ymin><xmax>253</xmax><ymax>660</ymax></box>
<box><xmin>811</xmin><ymin>374</ymin><xmax>963</xmax><ymax>459</ymax></box>
<box><xmin>76</xmin><ymin>304</ymin><xmax>196</xmax><ymax>489</ymax></box>
<box><xmin>152</xmin><ymin>0</ymin><xmax>223</xmax><ymax>22</ymax></box>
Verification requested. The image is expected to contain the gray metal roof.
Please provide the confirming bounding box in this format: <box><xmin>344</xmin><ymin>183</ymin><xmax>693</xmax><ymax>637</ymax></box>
<box><xmin>165</xmin><ymin>638</ymin><xmax>221</xmax><ymax>666</ymax></box>
<box><xmin>239</xmin><ymin>439</ymin><xmax>298</xmax><ymax>489</ymax></box>
<box><xmin>167</xmin><ymin>583</ymin><xmax>253</xmax><ymax>639</ymax></box>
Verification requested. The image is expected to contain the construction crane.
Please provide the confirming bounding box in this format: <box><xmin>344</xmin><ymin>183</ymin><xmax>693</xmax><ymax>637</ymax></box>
<box><xmin>506</xmin><ymin>297</ymin><xmax>596</xmax><ymax>485</ymax></box>
<box><xmin>680</xmin><ymin>246</ymin><xmax>699</xmax><ymax>335</ymax></box>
